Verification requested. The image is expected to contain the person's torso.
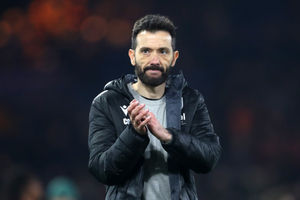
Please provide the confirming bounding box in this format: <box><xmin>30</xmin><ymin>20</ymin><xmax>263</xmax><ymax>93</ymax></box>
<box><xmin>128</xmin><ymin>83</ymin><xmax>171</xmax><ymax>200</ymax></box>
<box><xmin>99</xmin><ymin>77</ymin><xmax>201</xmax><ymax>200</ymax></box>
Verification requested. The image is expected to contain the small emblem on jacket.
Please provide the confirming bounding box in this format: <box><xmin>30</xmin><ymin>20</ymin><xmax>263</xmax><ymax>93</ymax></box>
<box><xmin>123</xmin><ymin>118</ymin><xmax>130</xmax><ymax>125</ymax></box>
<box><xmin>120</xmin><ymin>105</ymin><xmax>128</xmax><ymax>116</ymax></box>
<box><xmin>181</xmin><ymin>113</ymin><xmax>186</xmax><ymax>125</ymax></box>
<box><xmin>181</xmin><ymin>113</ymin><xmax>186</xmax><ymax>121</ymax></box>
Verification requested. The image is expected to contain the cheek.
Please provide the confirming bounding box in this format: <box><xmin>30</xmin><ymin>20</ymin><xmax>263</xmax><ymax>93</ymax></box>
<box><xmin>136</xmin><ymin>57</ymin><xmax>148</xmax><ymax>66</ymax></box>
<box><xmin>161</xmin><ymin>56</ymin><xmax>173</xmax><ymax>65</ymax></box>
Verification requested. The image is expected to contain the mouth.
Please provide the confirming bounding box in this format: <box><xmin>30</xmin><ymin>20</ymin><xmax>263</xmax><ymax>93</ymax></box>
<box><xmin>145</xmin><ymin>69</ymin><xmax>162</xmax><ymax>76</ymax></box>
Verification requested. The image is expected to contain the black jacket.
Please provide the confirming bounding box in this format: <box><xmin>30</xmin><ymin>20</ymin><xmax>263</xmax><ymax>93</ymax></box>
<box><xmin>88</xmin><ymin>73</ymin><xmax>221</xmax><ymax>200</ymax></box>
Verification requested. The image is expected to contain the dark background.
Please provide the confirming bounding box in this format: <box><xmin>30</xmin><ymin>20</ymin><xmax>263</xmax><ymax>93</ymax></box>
<box><xmin>1</xmin><ymin>0</ymin><xmax>299</xmax><ymax>199</ymax></box>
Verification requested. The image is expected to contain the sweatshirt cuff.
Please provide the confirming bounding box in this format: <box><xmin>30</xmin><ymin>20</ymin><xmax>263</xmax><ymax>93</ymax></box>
<box><xmin>161</xmin><ymin>128</ymin><xmax>177</xmax><ymax>146</ymax></box>
<box><xmin>118</xmin><ymin>124</ymin><xmax>149</xmax><ymax>154</ymax></box>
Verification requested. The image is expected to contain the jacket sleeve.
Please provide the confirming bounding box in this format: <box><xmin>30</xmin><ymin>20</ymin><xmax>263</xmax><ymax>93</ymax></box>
<box><xmin>162</xmin><ymin>94</ymin><xmax>221</xmax><ymax>173</ymax></box>
<box><xmin>88</xmin><ymin>96</ymin><xmax>149</xmax><ymax>185</ymax></box>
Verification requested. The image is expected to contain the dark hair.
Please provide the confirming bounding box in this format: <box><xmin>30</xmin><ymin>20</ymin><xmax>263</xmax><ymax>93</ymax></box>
<box><xmin>131</xmin><ymin>14</ymin><xmax>176</xmax><ymax>50</ymax></box>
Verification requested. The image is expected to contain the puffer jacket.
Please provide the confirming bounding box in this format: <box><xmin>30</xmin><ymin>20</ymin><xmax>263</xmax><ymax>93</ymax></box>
<box><xmin>88</xmin><ymin>72</ymin><xmax>221</xmax><ymax>200</ymax></box>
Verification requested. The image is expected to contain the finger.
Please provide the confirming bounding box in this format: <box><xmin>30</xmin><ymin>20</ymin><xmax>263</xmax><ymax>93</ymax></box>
<box><xmin>133</xmin><ymin>119</ymin><xmax>140</xmax><ymax>127</ymax></box>
<box><xmin>127</xmin><ymin>101</ymin><xmax>140</xmax><ymax>115</ymax></box>
<box><xmin>130</xmin><ymin>99</ymin><xmax>137</xmax><ymax>104</ymax></box>
<box><xmin>135</xmin><ymin>109</ymin><xmax>149</xmax><ymax>122</ymax></box>
<box><xmin>137</xmin><ymin>115</ymin><xmax>151</xmax><ymax>129</ymax></box>
<box><xmin>148</xmin><ymin>111</ymin><xmax>154</xmax><ymax>117</ymax></box>
<box><xmin>132</xmin><ymin>109</ymin><xmax>146</xmax><ymax>127</ymax></box>
<box><xmin>146</xmin><ymin>112</ymin><xmax>155</xmax><ymax>126</ymax></box>
<box><xmin>127</xmin><ymin>101</ymin><xmax>139</xmax><ymax>114</ymax></box>
<box><xmin>131</xmin><ymin>104</ymin><xmax>145</xmax><ymax>119</ymax></box>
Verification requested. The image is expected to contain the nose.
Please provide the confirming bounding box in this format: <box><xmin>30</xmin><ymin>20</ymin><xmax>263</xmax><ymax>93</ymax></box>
<box><xmin>149</xmin><ymin>53</ymin><xmax>160</xmax><ymax>66</ymax></box>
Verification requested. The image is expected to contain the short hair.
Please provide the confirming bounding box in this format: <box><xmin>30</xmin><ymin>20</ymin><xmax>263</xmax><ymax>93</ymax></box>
<box><xmin>131</xmin><ymin>14</ymin><xmax>176</xmax><ymax>50</ymax></box>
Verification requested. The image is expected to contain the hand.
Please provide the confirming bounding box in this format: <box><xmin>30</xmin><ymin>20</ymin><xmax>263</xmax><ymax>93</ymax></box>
<box><xmin>147</xmin><ymin>112</ymin><xmax>172</xmax><ymax>143</ymax></box>
<box><xmin>127</xmin><ymin>99</ymin><xmax>151</xmax><ymax>135</ymax></box>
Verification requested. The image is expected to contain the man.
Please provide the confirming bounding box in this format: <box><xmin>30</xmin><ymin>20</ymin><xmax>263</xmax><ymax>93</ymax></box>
<box><xmin>6</xmin><ymin>170</ymin><xmax>44</xmax><ymax>200</ymax></box>
<box><xmin>88</xmin><ymin>14</ymin><xmax>221</xmax><ymax>200</ymax></box>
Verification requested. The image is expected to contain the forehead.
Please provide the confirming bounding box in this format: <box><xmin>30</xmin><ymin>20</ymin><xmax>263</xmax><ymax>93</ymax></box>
<box><xmin>136</xmin><ymin>30</ymin><xmax>172</xmax><ymax>49</ymax></box>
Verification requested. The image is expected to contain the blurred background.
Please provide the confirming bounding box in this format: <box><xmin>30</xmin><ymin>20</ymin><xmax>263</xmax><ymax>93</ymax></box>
<box><xmin>0</xmin><ymin>0</ymin><xmax>299</xmax><ymax>199</ymax></box>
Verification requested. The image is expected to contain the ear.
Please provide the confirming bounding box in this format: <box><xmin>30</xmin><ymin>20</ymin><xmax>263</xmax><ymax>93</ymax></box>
<box><xmin>171</xmin><ymin>50</ymin><xmax>179</xmax><ymax>67</ymax></box>
<box><xmin>128</xmin><ymin>49</ymin><xmax>136</xmax><ymax>66</ymax></box>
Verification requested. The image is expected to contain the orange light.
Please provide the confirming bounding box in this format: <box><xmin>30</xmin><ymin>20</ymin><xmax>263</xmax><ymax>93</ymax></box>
<box><xmin>0</xmin><ymin>21</ymin><xmax>12</xmax><ymax>47</ymax></box>
<box><xmin>3</xmin><ymin>8</ymin><xmax>27</xmax><ymax>35</ymax></box>
<box><xmin>28</xmin><ymin>0</ymin><xmax>87</xmax><ymax>37</ymax></box>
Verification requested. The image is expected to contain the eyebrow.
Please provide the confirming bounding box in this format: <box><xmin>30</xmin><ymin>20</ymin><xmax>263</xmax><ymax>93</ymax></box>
<box><xmin>139</xmin><ymin>47</ymin><xmax>171</xmax><ymax>51</ymax></box>
<box><xmin>139</xmin><ymin>47</ymin><xmax>151</xmax><ymax>51</ymax></box>
<box><xmin>158</xmin><ymin>47</ymin><xmax>170</xmax><ymax>51</ymax></box>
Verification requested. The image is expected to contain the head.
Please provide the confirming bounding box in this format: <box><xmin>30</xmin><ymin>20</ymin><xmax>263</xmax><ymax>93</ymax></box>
<box><xmin>128</xmin><ymin>14</ymin><xmax>179</xmax><ymax>87</ymax></box>
<box><xmin>46</xmin><ymin>177</ymin><xmax>79</xmax><ymax>200</ymax></box>
<box><xmin>8</xmin><ymin>172</ymin><xmax>43</xmax><ymax>200</ymax></box>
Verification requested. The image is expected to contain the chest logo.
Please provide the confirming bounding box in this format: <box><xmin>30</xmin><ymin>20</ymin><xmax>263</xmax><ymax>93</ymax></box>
<box><xmin>120</xmin><ymin>105</ymin><xmax>128</xmax><ymax>116</ymax></box>
<box><xmin>123</xmin><ymin>118</ymin><xmax>130</xmax><ymax>125</ymax></box>
<box><xmin>181</xmin><ymin>112</ymin><xmax>187</xmax><ymax>125</ymax></box>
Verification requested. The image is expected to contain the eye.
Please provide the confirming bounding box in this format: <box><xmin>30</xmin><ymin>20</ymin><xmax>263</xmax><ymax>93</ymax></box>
<box><xmin>160</xmin><ymin>48</ymin><xmax>169</xmax><ymax>55</ymax></box>
<box><xmin>141</xmin><ymin>48</ymin><xmax>150</xmax><ymax>54</ymax></box>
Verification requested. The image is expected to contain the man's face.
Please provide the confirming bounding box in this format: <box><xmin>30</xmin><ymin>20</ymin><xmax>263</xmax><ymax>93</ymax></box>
<box><xmin>129</xmin><ymin>30</ymin><xmax>179</xmax><ymax>87</ymax></box>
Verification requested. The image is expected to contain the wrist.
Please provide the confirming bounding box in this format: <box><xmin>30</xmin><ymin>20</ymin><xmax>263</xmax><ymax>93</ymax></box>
<box><xmin>137</xmin><ymin>126</ymin><xmax>148</xmax><ymax>135</ymax></box>
<box><xmin>130</xmin><ymin>124</ymin><xmax>147</xmax><ymax>136</ymax></box>
<box><xmin>160</xmin><ymin>129</ymin><xmax>172</xmax><ymax>143</ymax></box>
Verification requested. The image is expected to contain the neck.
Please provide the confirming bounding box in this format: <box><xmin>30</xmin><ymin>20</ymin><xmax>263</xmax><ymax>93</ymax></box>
<box><xmin>132</xmin><ymin>79</ymin><xmax>166</xmax><ymax>99</ymax></box>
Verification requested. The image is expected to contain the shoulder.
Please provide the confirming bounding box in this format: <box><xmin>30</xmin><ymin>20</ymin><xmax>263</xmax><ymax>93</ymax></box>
<box><xmin>93</xmin><ymin>90</ymin><xmax>111</xmax><ymax>102</ymax></box>
<box><xmin>92</xmin><ymin>89</ymin><xmax>121</xmax><ymax>105</ymax></box>
<box><xmin>89</xmin><ymin>89</ymin><xmax>125</xmax><ymax>121</ymax></box>
<box><xmin>183</xmin><ymin>86</ymin><xmax>205</xmax><ymax>104</ymax></box>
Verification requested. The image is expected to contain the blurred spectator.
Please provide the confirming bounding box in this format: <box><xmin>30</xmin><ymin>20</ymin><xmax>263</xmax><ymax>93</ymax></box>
<box><xmin>46</xmin><ymin>177</ymin><xmax>79</xmax><ymax>200</ymax></box>
<box><xmin>5</xmin><ymin>169</ymin><xmax>43</xmax><ymax>200</ymax></box>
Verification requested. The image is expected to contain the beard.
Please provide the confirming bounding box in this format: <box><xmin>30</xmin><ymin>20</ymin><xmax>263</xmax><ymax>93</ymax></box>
<box><xmin>135</xmin><ymin>63</ymin><xmax>172</xmax><ymax>87</ymax></box>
